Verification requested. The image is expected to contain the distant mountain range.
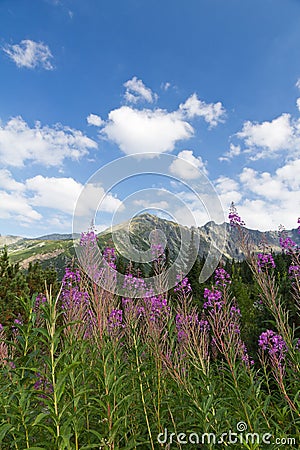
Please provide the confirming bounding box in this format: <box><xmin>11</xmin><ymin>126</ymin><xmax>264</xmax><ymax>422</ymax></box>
<box><xmin>1</xmin><ymin>213</ymin><xmax>299</xmax><ymax>273</ymax></box>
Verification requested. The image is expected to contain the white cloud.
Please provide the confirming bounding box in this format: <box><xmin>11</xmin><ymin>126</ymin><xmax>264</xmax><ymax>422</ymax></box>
<box><xmin>236</xmin><ymin>113</ymin><xmax>300</xmax><ymax>160</ymax></box>
<box><xmin>169</xmin><ymin>150</ymin><xmax>208</xmax><ymax>179</ymax></box>
<box><xmin>218</xmin><ymin>159</ymin><xmax>300</xmax><ymax>230</ymax></box>
<box><xmin>26</xmin><ymin>176</ymin><xmax>82</xmax><ymax>215</ymax></box>
<box><xmin>297</xmin><ymin>98</ymin><xmax>300</xmax><ymax>112</ymax></box>
<box><xmin>3</xmin><ymin>40</ymin><xmax>54</xmax><ymax>70</ymax></box>
<box><xmin>124</xmin><ymin>77</ymin><xmax>158</xmax><ymax>103</ymax></box>
<box><xmin>239</xmin><ymin>168</ymin><xmax>286</xmax><ymax>201</ymax></box>
<box><xmin>219</xmin><ymin>143</ymin><xmax>241</xmax><ymax>162</ymax></box>
<box><xmin>87</xmin><ymin>113</ymin><xmax>104</xmax><ymax>127</ymax></box>
<box><xmin>0</xmin><ymin>190</ymin><xmax>41</xmax><ymax>222</ymax></box>
<box><xmin>101</xmin><ymin>106</ymin><xmax>193</xmax><ymax>156</ymax></box>
<box><xmin>0</xmin><ymin>169</ymin><xmax>24</xmax><ymax>192</ymax></box>
<box><xmin>26</xmin><ymin>176</ymin><xmax>123</xmax><ymax>216</ymax></box>
<box><xmin>161</xmin><ymin>82</ymin><xmax>171</xmax><ymax>91</ymax></box>
<box><xmin>133</xmin><ymin>199</ymin><xmax>169</xmax><ymax>210</ymax></box>
<box><xmin>216</xmin><ymin>176</ymin><xmax>239</xmax><ymax>193</ymax></box>
<box><xmin>296</xmin><ymin>79</ymin><xmax>300</xmax><ymax>90</ymax></box>
<box><xmin>215</xmin><ymin>176</ymin><xmax>242</xmax><ymax>212</ymax></box>
<box><xmin>179</xmin><ymin>93</ymin><xmax>226</xmax><ymax>127</ymax></box>
<box><xmin>276</xmin><ymin>158</ymin><xmax>300</xmax><ymax>189</ymax></box>
<box><xmin>0</xmin><ymin>116</ymin><xmax>97</xmax><ymax>167</ymax></box>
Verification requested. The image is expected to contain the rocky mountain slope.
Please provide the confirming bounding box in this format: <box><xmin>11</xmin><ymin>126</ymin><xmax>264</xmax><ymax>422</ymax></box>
<box><xmin>1</xmin><ymin>214</ymin><xmax>299</xmax><ymax>272</ymax></box>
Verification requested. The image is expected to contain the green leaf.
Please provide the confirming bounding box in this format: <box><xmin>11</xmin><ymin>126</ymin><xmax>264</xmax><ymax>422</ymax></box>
<box><xmin>0</xmin><ymin>423</ymin><xmax>13</xmax><ymax>441</ymax></box>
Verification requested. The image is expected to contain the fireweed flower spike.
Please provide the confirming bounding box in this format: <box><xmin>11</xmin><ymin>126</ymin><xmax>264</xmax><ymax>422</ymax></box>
<box><xmin>228</xmin><ymin>201</ymin><xmax>245</xmax><ymax>227</ymax></box>
<box><xmin>278</xmin><ymin>225</ymin><xmax>297</xmax><ymax>252</ymax></box>
<box><xmin>258</xmin><ymin>330</ymin><xmax>288</xmax><ymax>365</ymax></box>
<box><xmin>257</xmin><ymin>253</ymin><xmax>276</xmax><ymax>272</ymax></box>
<box><xmin>61</xmin><ymin>267</ymin><xmax>96</xmax><ymax>340</ymax></box>
<box><xmin>174</xmin><ymin>274</ymin><xmax>192</xmax><ymax>294</ymax></box>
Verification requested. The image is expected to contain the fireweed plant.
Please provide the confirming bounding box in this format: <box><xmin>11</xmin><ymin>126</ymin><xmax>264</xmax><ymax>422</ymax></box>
<box><xmin>0</xmin><ymin>212</ymin><xmax>299</xmax><ymax>449</ymax></box>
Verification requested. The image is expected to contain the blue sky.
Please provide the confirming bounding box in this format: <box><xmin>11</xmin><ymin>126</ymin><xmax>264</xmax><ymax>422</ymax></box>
<box><xmin>0</xmin><ymin>0</ymin><xmax>300</xmax><ymax>236</ymax></box>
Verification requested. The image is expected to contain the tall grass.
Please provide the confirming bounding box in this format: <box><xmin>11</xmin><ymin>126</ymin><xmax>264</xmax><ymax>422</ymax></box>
<box><xmin>0</xmin><ymin>210</ymin><xmax>299</xmax><ymax>449</ymax></box>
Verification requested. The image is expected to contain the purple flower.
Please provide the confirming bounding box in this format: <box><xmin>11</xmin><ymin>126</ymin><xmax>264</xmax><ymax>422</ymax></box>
<box><xmin>279</xmin><ymin>236</ymin><xmax>297</xmax><ymax>251</ymax></box>
<box><xmin>258</xmin><ymin>330</ymin><xmax>288</xmax><ymax>364</ymax></box>
<box><xmin>203</xmin><ymin>288</ymin><xmax>223</xmax><ymax>310</ymax></box>
<box><xmin>103</xmin><ymin>247</ymin><xmax>116</xmax><ymax>269</ymax></box>
<box><xmin>230</xmin><ymin>306</ymin><xmax>241</xmax><ymax>317</ymax></box>
<box><xmin>289</xmin><ymin>265</ymin><xmax>300</xmax><ymax>280</ymax></box>
<box><xmin>80</xmin><ymin>230</ymin><xmax>97</xmax><ymax>247</ymax></box>
<box><xmin>14</xmin><ymin>319</ymin><xmax>22</xmax><ymax>325</ymax></box>
<box><xmin>174</xmin><ymin>275</ymin><xmax>192</xmax><ymax>294</ymax></box>
<box><xmin>241</xmin><ymin>343</ymin><xmax>254</xmax><ymax>367</ymax></box>
<box><xmin>147</xmin><ymin>295</ymin><xmax>169</xmax><ymax>322</ymax></box>
<box><xmin>151</xmin><ymin>243</ymin><xmax>165</xmax><ymax>260</ymax></box>
<box><xmin>228</xmin><ymin>202</ymin><xmax>245</xmax><ymax>227</ymax></box>
<box><xmin>61</xmin><ymin>267</ymin><xmax>96</xmax><ymax>339</ymax></box>
<box><xmin>62</xmin><ymin>268</ymin><xmax>81</xmax><ymax>287</ymax></box>
<box><xmin>108</xmin><ymin>309</ymin><xmax>124</xmax><ymax>330</ymax></box>
<box><xmin>257</xmin><ymin>253</ymin><xmax>275</xmax><ymax>272</ymax></box>
<box><xmin>214</xmin><ymin>267</ymin><xmax>231</xmax><ymax>287</ymax></box>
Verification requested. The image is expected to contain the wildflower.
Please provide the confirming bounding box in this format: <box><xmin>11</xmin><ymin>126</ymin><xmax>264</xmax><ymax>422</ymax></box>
<box><xmin>279</xmin><ymin>236</ymin><xmax>297</xmax><ymax>251</ymax></box>
<box><xmin>174</xmin><ymin>274</ymin><xmax>192</xmax><ymax>294</ymax></box>
<box><xmin>14</xmin><ymin>319</ymin><xmax>22</xmax><ymax>326</ymax></box>
<box><xmin>108</xmin><ymin>309</ymin><xmax>124</xmax><ymax>331</ymax></box>
<box><xmin>257</xmin><ymin>253</ymin><xmax>275</xmax><ymax>272</ymax></box>
<box><xmin>289</xmin><ymin>265</ymin><xmax>300</xmax><ymax>280</ymax></box>
<box><xmin>61</xmin><ymin>268</ymin><xmax>96</xmax><ymax>339</ymax></box>
<box><xmin>241</xmin><ymin>343</ymin><xmax>254</xmax><ymax>367</ymax></box>
<box><xmin>103</xmin><ymin>247</ymin><xmax>117</xmax><ymax>269</ymax></box>
<box><xmin>146</xmin><ymin>295</ymin><xmax>170</xmax><ymax>322</ymax></box>
<box><xmin>203</xmin><ymin>288</ymin><xmax>223</xmax><ymax>310</ymax></box>
<box><xmin>62</xmin><ymin>267</ymin><xmax>81</xmax><ymax>287</ymax></box>
<box><xmin>80</xmin><ymin>230</ymin><xmax>98</xmax><ymax>247</ymax></box>
<box><xmin>214</xmin><ymin>267</ymin><xmax>231</xmax><ymax>287</ymax></box>
<box><xmin>258</xmin><ymin>330</ymin><xmax>287</xmax><ymax>364</ymax></box>
<box><xmin>228</xmin><ymin>202</ymin><xmax>245</xmax><ymax>227</ymax></box>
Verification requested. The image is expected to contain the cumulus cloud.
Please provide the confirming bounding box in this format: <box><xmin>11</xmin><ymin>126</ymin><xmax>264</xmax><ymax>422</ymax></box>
<box><xmin>101</xmin><ymin>106</ymin><xmax>193</xmax><ymax>156</ymax></box>
<box><xmin>179</xmin><ymin>93</ymin><xmax>226</xmax><ymax>127</ymax></box>
<box><xmin>169</xmin><ymin>150</ymin><xmax>208</xmax><ymax>179</ymax></box>
<box><xmin>124</xmin><ymin>76</ymin><xmax>158</xmax><ymax>103</ymax></box>
<box><xmin>236</xmin><ymin>113</ymin><xmax>300</xmax><ymax>160</ymax></box>
<box><xmin>26</xmin><ymin>176</ymin><xmax>82</xmax><ymax>215</ymax></box>
<box><xmin>297</xmin><ymin>98</ymin><xmax>300</xmax><ymax>112</ymax></box>
<box><xmin>0</xmin><ymin>171</ymin><xmax>123</xmax><ymax>228</ymax></box>
<box><xmin>215</xmin><ymin>176</ymin><xmax>242</xmax><ymax>212</ymax></box>
<box><xmin>26</xmin><ymin>176</ymin><xmax>123</xmax><ymax>216</ymax></box>
<box><xmin>3</xmin><ymin>40</ymin><xmax>54</xmax><ymax>70</ymax></box>
<box><xmin>219</xmin><ymin>143</ymin><xmax>241</xmax><ymax>162</ymax></box>
<box><xmin>0</xmin><ymin>116</ymin><xmax>97</xmax><ymax>167</ymax></box>
<box><xmin>87</xmin><ymin>113</ymin><xmax>104</xmax><ymax>127</ymax></box>
<box><xmin>296</xmin><ymin>79</ymin><xmax>300</xmax><ymax>90</ymax></box>
<box><xmin>0</xmin><ymin>169</ymin><xmax>24</xmax><ymax>192</ymax></box>
<box><xmin>218</xmin><ymin>159</ymin><xmax>300</xmax><ymax>230</ymax></box>
<box><xmin>91</xmin><ymin>78</ymin><xmax>225</xmax><ymax>156</ymax></box>
<box><xmin>0</xmin><ymin>190</ymin><xmax>41</xmax><ymax>223</ymax></box>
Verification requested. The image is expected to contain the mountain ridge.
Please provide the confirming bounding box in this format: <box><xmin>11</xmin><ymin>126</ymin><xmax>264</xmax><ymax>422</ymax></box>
<box><xmin>1</xmin><ymin>213</ymin><xmax>299</xmax><ymax>271</ymax></box>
